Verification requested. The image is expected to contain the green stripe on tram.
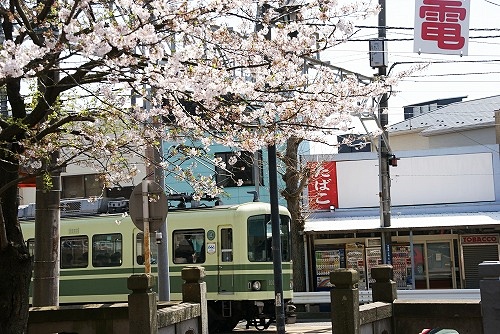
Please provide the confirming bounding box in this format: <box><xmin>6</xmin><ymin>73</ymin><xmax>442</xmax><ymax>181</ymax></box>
<box><xmin>60</xmin><ymin>276</ymin><xmax>130</xmax><ymax>296</ymax></box>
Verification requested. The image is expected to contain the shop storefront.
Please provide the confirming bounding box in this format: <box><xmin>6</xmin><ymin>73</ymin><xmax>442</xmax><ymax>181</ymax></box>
<box><xmin>304</xmin><ymin>212</ymin><xmax>500</xmax><ymax>291</ymax></box>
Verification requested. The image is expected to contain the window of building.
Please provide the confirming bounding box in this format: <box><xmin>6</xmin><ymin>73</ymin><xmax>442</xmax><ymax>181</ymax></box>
<box><xmin>173</xmin><ymin>229</ymin><xmax>205</xmax><ymax>264</ymax></box>
<box><xmin>337</xmin><ymin>135</ymin><xmax>371</xmax><ymax>153</ymax></box>
<box><xmin>92</xmin><ymin>233</ymin><xmax>122</xmax><ymax>267</ymax></box>
<box><xmin>62</xmin><ymin>173</ymin><xmax>104</xmax><ymax>199</ymax></box>
<box><xmin>61</xmin><ymin>236</ymin><xmax>89</xmax><ymax>268</ymax></box>
<box><xmin>215</xmin><ymin>151</ymin><xmax>263</xmax><ymax>187</ymax></box>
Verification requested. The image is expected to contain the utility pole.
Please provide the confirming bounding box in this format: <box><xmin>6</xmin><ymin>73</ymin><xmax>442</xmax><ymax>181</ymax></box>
<box><xmin>256</xmin><ymin>4</ymin><xmax>285</xmax><ymax>332</ymax></box>
<box><xmin>377</xmin><ymin>0</ymin><xmax>392</xmax><ymax>264</ymax></box>
<box><xmin>33</xmin><ymin>155</ymin><xmax>61</xmax><ymax>306</ymax></box>
<box><xmin>32</xmin><ymin>20</ymin><xmax>61</xmax><ymax>306</ymax></box>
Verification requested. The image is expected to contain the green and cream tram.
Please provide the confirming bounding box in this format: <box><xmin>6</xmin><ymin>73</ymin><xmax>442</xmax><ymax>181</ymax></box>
<box><xmin>22</xmin><ymin>201</ymin><xmax>293</xmax><ymax>332</ymax></box>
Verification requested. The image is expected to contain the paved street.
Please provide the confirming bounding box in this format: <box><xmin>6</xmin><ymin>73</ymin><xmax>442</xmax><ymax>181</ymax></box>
<box><xmin>229</xmin><ymin>321</ymin><xmax>332</xmax><ymax>333</ymax></box>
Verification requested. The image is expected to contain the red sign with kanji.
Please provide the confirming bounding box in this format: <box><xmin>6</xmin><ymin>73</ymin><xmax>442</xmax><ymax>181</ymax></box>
<box><xmin>307</xmin><ymin>161</ymin><xmax>339</xmax><ymax>211</ymax></box>
<box><xmin>414</xmin><ymin>0</ymin><xmax>470</xmax><ymax>55</ymax></box>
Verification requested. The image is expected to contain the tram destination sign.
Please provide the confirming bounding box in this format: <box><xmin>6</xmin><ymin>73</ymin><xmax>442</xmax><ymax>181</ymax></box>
<box><xmin>129</xmin><ymin>180</ymin><xmax>168</xmax><ymax>232</ymax></box>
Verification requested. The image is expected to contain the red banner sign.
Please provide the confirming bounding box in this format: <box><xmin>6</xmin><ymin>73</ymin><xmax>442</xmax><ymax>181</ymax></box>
<box><xmin>307</xmin><ymin>161</ymin><xmax>338</xmax><ymax>210</ymax></box>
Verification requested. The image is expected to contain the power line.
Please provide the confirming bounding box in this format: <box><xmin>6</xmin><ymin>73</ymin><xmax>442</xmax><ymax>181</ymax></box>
<box><xmin>483</xmin><ymin>0</ymin><xmax>500</xmax><ymax>6</ymax></box>
<box><xmin>349</xmin><ymin>35</ymin><xmax>500</xmax><ymax>42</ymax></box>
<box><xmin>355</xmin><ymin>25</ymin><xmax>500</xmax><ymax>32</ymax></box>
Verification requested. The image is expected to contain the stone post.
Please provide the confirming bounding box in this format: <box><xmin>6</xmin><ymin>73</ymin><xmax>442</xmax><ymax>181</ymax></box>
<box><xmin>128</xmin><ymin>274</ymin><xmax>157</xmax><ymax>334</ymax></box>
<box><xmin>479</xmin><ymin>261</ymin><xmax>500</xmax><ymax>334</ymax></box>
<box><xmin>330</xmin><ymin>268</ymin><xmax>360</xmax><ymax>334</ymax></box>
<box><xmin>182</xmin><ymin>266</ymin><xmax>208</xmax><ymax>334</ymax></box>
<box><xmin>371</xmin><ymin>265</ymin><xmax>397</xmax><ymax>303</ymax></box>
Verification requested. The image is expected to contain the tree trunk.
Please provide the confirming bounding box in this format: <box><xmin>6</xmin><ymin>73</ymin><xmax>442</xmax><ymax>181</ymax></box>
<box><xmin>281</xmin><ymin>137</ymin><xmax>307</xmax><ymax>293</ymax></box>
<box><xmin>0</xmin><ymin>245</ymin><xmax>32</xmax><ymax>333</ymax></box>
<box><xmin>0</xmin><ymin>157</ymin><xmax>32</xmax><ymax>334</ymax></box>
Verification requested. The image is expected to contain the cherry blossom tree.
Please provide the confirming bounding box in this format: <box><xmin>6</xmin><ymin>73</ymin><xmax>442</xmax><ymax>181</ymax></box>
<box><xmin>0</xmin><ymin>0</ymin><xmax>397</xmax><ymax>331</ymax></box>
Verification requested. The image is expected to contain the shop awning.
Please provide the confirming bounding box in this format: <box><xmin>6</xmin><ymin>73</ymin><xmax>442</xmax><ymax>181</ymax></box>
<box><xmin>304</xmin><ymin>211</ymin><xmax>500</xmax><ymax>233</ymax></box>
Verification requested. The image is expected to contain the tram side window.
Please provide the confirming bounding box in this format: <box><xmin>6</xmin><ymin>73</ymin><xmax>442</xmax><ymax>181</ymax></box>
<box><xmin>247</xmin><ymin>214</ymin><xmax>291</xmax><ymax>262</ymax></box>
<box><xmin>92</xmin><ymin>233</ymin><xmax>122</xmax><ymax>267</ymax></box>
<box><xmin>220</xmin><ymin>228</ymin><xmax>233</xmax><ymax>262</ymax></box>
<box><xmin>136</xmin><ymin>233</ymin><xmax>159</xmax><ymax>265</ymax></box>
<box><xmin>61</xmin><ymin>236</ymin><xmax>89</xmax><ymax>268</ymax></box>
<box><xmin>173</xmin><ymin>229</ymin><xmax>205</xmax><ymax>264</ymax></box>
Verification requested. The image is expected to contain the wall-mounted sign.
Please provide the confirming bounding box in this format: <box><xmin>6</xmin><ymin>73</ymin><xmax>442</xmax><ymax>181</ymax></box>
<box><xmin>307</xmin><ymin>161</ymin><xmax>339</xmax><ymax>210</ymax></box>
<box><xmin>461</xmin><ymin>234</ymin><xmax>499</xmax><ymax>245</ymax></box>
<box><xmin>414</xmin><ymin>0</ymin><xmax>470</xmax><ymax>55</ymax></box>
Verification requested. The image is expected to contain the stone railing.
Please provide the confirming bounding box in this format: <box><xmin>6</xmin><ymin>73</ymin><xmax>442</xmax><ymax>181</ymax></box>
<box><xmin>28</xmin><ymin>266</ymin><xmax>207</xmax><ymax>334</ymax></box>
<box><xmin>330</xmin><ymin>263</ymin><xmax>490</xmax><ymax>334</ymax></box>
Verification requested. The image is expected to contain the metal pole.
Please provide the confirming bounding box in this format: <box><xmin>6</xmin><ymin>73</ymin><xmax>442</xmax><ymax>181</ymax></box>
<box><xmin>410</xmin><ymin>230</ymin><xmax>415</xmax><ymax>289</ymax></box>
<box><xmin>257</xmin><ymin>3</ymin><xmax>285</xmax><ymax>331</ymax></box>
<box><xmin>268</xmin><ymin>144</ymin><xmax>286</xmax><ymax>333</ymax></box>
<box><xmin>142</xmin><ymin>180</ymin><xmax>151</xmax><ymax>274</ymax></box>
<box><xmin>378</xmin><ymin>0</ymin><xmax>392</xmax><ymax>264</ymax></box>
<box><xmin>253</xmin><ymin>151</ymin><xmax>261</xmax><ymax>201</ymax></box>
<box><xmin>155</xmin><ymin>142</ymin><xmax>170</xmax><ymax>301</ymax></box>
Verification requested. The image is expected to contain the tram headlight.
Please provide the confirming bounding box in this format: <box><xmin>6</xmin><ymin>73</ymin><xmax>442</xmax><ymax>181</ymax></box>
<box><xmin>250</xmin><ymin>280</ymin><xmax>262</xmax><ymax>291</ymax></box>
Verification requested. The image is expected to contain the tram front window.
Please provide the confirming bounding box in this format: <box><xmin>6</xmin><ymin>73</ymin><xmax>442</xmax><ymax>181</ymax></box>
<box><xmin>247</xmin><ymin>214</ymin><xmax>290</xmax><ymax>262</ymax></box>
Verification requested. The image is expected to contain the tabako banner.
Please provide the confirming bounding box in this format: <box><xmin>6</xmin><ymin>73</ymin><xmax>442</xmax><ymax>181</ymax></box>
<box><xmin>307</xmin><ymin>161</ymin><xmax>339</xmax><ymax>210</ymax></box>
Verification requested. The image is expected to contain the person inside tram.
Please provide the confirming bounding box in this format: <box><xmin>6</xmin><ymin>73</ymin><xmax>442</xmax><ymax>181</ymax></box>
<box><xmin>175</xmin><ymin>236</ymin><xmax>195</xmax><ymax>263</ymax></box>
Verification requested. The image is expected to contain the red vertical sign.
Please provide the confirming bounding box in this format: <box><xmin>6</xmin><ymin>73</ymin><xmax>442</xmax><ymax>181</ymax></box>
<box><xmin>307</xmin><ymin>161</ymin><xmax>339</xmax><ymax>210</ymax></box>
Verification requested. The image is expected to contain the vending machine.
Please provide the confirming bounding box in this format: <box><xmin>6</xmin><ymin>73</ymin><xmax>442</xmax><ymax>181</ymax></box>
<box><xmin>392</xmin><ymin>244</ymin><xmax>412</xmax><ymax>288</ymax></box>
<box><xmin>365</xmin><ymin>247</ymin><xmax>382</xmax><ymax>289</ymax></box>
<box><xmin>314</xmin><ymin>249</ymin><xmax>345</xmax><ymax>290</ymax></box>
<box><xmin>345</xmin><ymin>243</ymin><xmax>367</xmax><ymax>290</ymax></box>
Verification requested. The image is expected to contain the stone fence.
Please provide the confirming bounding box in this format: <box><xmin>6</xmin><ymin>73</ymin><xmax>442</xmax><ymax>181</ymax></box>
<box><xmin>331</xmin><ymin>262</ymin><xmax>500</xmax><ymax>334</ymax></box>
<box><xmin>28</xmin><ymin>266</ymin><xmax>207</xmax><ymax>334</ymax></box>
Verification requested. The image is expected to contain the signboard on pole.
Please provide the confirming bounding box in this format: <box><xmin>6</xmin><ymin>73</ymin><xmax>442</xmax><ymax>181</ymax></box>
<box><xmin>129</xmin><ymin>180</ymin><xmax>168</xmax><ymax>232</ymax></box>
<box><xmin>414</xmin><ymin>0</ymin><xmax>470</xmax><ymax>56</ymax></box>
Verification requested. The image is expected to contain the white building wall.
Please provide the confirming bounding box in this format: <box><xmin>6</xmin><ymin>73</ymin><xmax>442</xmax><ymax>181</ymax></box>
<box><xmin>390</xmin><ymin>153</ymin><xmax>494</xmax><ymax>205</ymax></box>
<box><xmin>336</xmin><ymin>159</ymin><xmax>379</xmax><ymax>208</ymax></box>
<box><xmin>389</xmin><ymin>133</ymin><xmax>430</xmax><ymax>151</ymax></box>
<box><xmin>334</xmin><ymin>152</ymin><xmax>495</xmax><ymax>209</ymax></box>
<box><xmin>19</xmin><ymin>188</ymin><xmax>36</xmax><ymax>205</ymax></box>
<box><xmin>389</xmin><ymin>128</ymin><xmax>496</xmax><ymax>152</ymax></box>
<box><xmin>428</xmin><ymin>128</ymin><xmax>496</xmax><ymax>149</ymax></box>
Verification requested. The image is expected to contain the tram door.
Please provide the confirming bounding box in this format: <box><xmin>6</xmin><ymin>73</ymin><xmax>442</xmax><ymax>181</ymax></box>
<box><xmin>218</xmin><ymin>226</ymin><xmax>234</xmax><ymax>293</ymax></box>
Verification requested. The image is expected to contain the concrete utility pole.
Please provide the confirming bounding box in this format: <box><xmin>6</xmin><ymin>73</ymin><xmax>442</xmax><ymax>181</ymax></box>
<box><xmin>32</xmin><ymin>152</ymin><xmax>61</xmax><ymax>306</ymax></box>
<box><xmin>378</xmin><ymin>0</ymin><xmax>392</xmax><ymax>264</ymax></box>
<box><xmin>32</xmin><ymin>20</ymin><xmax>62</xmax><ymax>305</ymax></box>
